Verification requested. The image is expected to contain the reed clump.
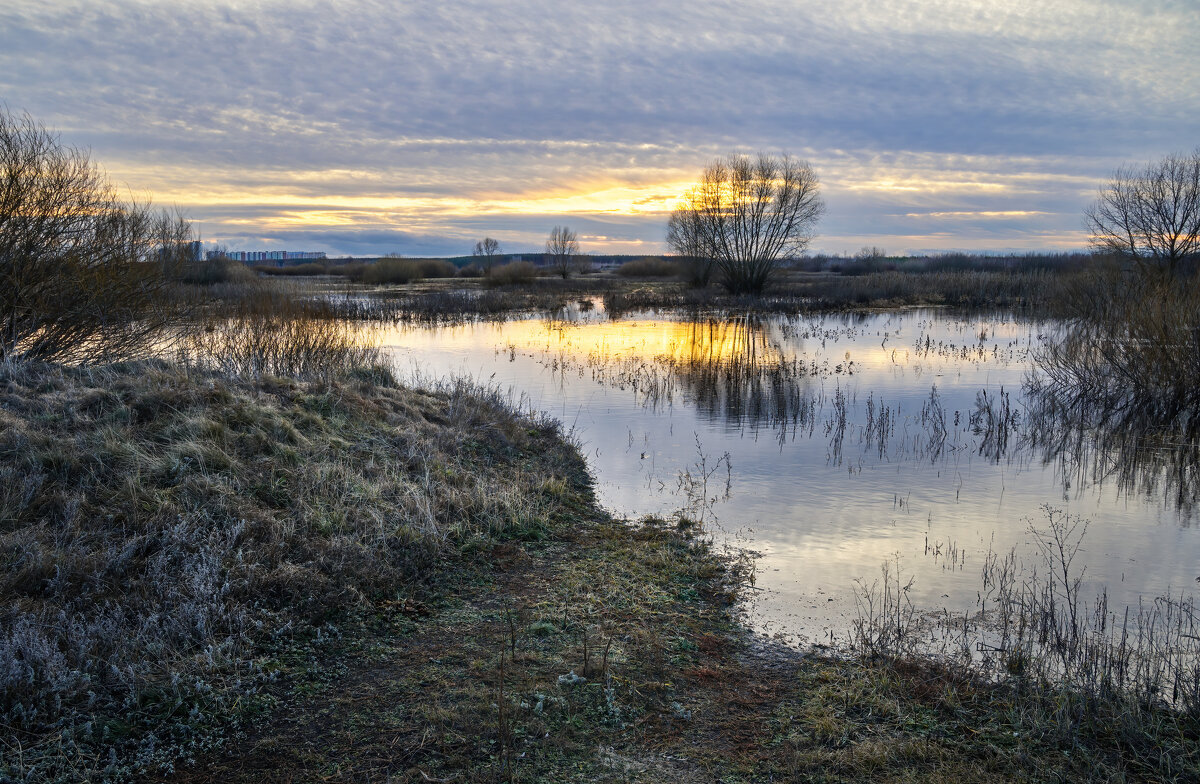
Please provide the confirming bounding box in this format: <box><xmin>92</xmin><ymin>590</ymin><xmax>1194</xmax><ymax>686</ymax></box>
<box><xmin>182</xmin><ymin>287</ymin><xmax>380</xmax><ymax>379</ymax></box>
<box><xmin>1034</xmin><ymin>261</ymin><xmax>1200</xmax><ymax>433</ymax></box>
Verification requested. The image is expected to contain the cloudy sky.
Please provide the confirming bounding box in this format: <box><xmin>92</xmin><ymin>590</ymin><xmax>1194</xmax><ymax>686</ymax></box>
<box><xmin>3</xmin><ymin>0</ymin><xmax>1197</xmax><ymax>257</ymax></box>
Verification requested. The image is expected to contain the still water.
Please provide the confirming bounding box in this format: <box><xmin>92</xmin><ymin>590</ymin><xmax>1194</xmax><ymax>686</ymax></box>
<box><xmin>376</xmin><ymin>306</ymin><xmax>1200</xmax><ymax>645</ymax></box>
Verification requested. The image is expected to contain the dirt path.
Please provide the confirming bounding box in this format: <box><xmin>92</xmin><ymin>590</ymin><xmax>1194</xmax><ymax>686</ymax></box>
<box><xmin>168</xmin><ymin>520</ymin><xmax>1119</xmax><ymax>784</ymax></box>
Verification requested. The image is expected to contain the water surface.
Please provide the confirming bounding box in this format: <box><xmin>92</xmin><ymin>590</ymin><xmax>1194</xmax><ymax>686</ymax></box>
<box><xmin>376</xmin><ymin>306</ymin><xmax>1200</xmax><ymax>644</ymax></box>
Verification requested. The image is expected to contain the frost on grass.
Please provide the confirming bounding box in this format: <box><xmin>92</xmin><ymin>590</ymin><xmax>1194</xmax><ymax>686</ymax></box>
<box><xmin>0</xmin><ymin>360</ymin><xmax>582</xmax><ymax>780</ymax></box>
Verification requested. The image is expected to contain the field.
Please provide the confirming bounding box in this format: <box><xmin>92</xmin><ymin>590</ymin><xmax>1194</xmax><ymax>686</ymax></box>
<box><xmin>3</xmin><ymin>257</ymin><xmax>1200</xmax><ymax>782</ymax></box>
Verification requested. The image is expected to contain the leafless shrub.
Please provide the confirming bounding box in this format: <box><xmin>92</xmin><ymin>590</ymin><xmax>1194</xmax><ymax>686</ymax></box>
<box><xmin>486</xmin><ymin>261</ymin><xmax>539</xmax><ymax>287</ymax></box>
<box><xmin>0</xmin><ymin>109</ymin><xmax>194</xmax><ymax>363</ymax></box>
<box><xmin>362</xmin><ymin>256</ymin><xmax>458</xmax><ymax>285</ymax></box>
<box><xmin>254</xmin><ymin>261</ymin><xmax>329</xmax><ymax>276</ymax></box>
<box><xmin>616</xmin><ymin>257</ymin><xmax>680</xmax><ymax>278</ymax></box>
<box><xmin>175</xmin><ymin>256</ymin><xmax>259</xmax><ymax>285</ymax></box>
<box><xmin>1034</xmin><ymin>260</ymin><xmax>1200</xmax><ymax>434</ymax></box>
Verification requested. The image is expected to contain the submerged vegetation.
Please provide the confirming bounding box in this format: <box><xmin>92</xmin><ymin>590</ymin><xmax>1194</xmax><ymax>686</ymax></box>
<box><xmin>853</xmin><ymin>506</ymin><xmax>1200</xmax><ymax>780</ymax></box>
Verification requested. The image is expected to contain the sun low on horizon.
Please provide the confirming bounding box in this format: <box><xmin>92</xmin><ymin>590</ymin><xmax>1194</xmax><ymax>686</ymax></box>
<box><xmin>3</xmin><ymin>0</ymin><xmax>1197</xmax><ymax>257</ymax></box>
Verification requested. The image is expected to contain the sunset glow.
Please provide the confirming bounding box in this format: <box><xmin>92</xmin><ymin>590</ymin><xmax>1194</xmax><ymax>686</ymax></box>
<box><xmin>2</xmin><ymin>0</ymin><xmax>1196</xmax><ymax>255</ymax></box>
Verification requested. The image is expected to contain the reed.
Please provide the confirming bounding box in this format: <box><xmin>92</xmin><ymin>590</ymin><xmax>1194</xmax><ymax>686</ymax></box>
<box><xmin>179</xmin><ymin>285</ymin><xmax>380</xmax><ymax>379</ymax></box>
<box><xmin>852</xmin><ymin>505</ymin><xmax>1200</xmax><ymax>779</ymax></box>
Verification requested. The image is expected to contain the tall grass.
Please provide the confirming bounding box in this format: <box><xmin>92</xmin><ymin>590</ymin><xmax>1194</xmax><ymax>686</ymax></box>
<box><xmin>853</xmin><ymin>505</ymin><xmax>1200</xmax><ymax>779</ymax></box>
<box><xmin>181</xmin><ymin>288</ymin><xmax>379</xmax><ymax>378</ymax></box>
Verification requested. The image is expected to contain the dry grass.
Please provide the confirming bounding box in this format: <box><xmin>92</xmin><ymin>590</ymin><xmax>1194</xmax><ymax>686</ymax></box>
<box><xmin>180</xmin><ymin>287</ymin><xmax>380</xmax><ymax>379</ymax></box>
<box><xmin>0</xmin><ymin>360</ymin><xmax>584</xmax><ymax>781</ymax></box>
<box><xmin>850</xmin><ymin>505</ymin><xmax>1200</xmax><ymax>781</ymax></box>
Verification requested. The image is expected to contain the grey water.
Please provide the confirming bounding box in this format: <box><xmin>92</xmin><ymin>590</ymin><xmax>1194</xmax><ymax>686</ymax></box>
<box><xmin>374</xmin><ymin>306</ymin><xmax>1200</xmax><ymax>645</ymax></box>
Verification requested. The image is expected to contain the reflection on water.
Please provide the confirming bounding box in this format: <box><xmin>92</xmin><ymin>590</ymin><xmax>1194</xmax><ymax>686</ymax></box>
<box><xmin>371</xmin><ymin>307</ymin><xmax>1200</xmax><ymax>645</ymax></box>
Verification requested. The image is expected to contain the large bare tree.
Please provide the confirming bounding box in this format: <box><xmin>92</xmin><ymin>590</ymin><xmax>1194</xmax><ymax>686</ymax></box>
<box><xmin>669</xmin><ymin>153</ymin><xmax>824</xmax><ymax>294</ymax></box>
<box><xmin>545</xmin><ymin>225</ymin><xmax>580</xmax><ymax>278</ymax></box>
<box><xmin>0</xmin><ymin>110</ymin><xmax>192</xmax><ymax>363</ymax></box>
<box><xmin>1085</xmin><ymin>150</ymin><xmax>1200</xmax><ymax>276</ymax></box>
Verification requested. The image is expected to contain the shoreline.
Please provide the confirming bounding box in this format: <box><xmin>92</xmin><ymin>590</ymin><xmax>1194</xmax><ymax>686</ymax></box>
<box><xmin>1</xmin><ymin>361</ymin><xmax>1195</xmax><ymax>782</ymax></box>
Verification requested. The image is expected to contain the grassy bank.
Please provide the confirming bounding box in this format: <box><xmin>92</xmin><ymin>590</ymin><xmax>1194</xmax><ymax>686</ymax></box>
<box><xmin>0</xmin><ymin>360</ymin><xmax>581</xmax><ymax>780</ymax></box>
<box><xmin>3</xmin><ymin>362</ymin><xmax>1196</xmax><ymax>782</ymax></box>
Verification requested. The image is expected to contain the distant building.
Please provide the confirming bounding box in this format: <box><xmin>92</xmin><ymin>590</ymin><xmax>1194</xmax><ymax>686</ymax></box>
<box><xmin>159</xmin><ymin>240</ymin><xmax>202</xmax><ymax>262</ymax></box>
<box><xmin>205</xmin><ymin>249</ymin><xmax>327</xmax><ymax>263</ymax></box>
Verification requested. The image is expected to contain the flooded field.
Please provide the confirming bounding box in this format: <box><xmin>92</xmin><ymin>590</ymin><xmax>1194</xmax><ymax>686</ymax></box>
<box><xmin>374</xmin><ymin>306</ymin><xmax>1200</xmax><ymax>645</ymax></box>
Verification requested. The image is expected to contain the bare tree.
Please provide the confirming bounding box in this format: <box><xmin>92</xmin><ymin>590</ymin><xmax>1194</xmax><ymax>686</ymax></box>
<box><xmin>473</xmin><ymin>236</ymin><xmax>502</xmax><ymax>274</ymax></box>
<box><xmin>670</xmin><ymin>153</ymin><xmax>824</xmax><ymax>294</ymax></box>
<box><xmin>0</xmin><ymin>110</ymin><xmax>191</xmax><ymax>363</ymax></box>
<box><xmin>1086</xmin><ymin>150</ymin><xmax>1200</xmax><ymax>276</ymax></box>
<box><xmin>545</xmin><ymin>225</ymin><xmax>580</xmax><ymax>279</ymax></box>
<box><xmin>666</xmin><ymin>206</ymin><xmax>716</xmax><ymax>287</ymax></box>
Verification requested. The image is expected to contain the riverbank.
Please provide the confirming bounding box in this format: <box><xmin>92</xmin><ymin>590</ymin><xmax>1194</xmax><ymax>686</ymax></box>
<box><xmin>280</xmin><ymin>266</ymin><xmax>1084</xmax><ymax>324</ymax></box>
<box><xmin>1</xmin><ymin>362</ymin><xmax>1195</xmax><ymax>782</ymax></box>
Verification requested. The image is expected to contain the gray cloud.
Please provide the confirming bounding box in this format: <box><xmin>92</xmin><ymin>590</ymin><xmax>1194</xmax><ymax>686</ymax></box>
<box><xmin>2</xmin><ymin>0</ymin><xmax>1197</xmax><ymax>255</ymax></box>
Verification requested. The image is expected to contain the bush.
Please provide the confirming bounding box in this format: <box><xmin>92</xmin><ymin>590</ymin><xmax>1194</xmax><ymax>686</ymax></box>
<box><xmin>0</xmin><ymin>110</ymin><xmax>193</xmax><ymax>363</ymax></box>
<box><xmin>1035</xmin><ymin>261</ymin><xmax>1200</xmax><ymax>432</ymax></box>
<box><xmin>486</xmin><ymin>260</ymin><xmax>539</xmax><ymax>286</ymax></box>
<box><xmin>332</xmin><ymin>261</ymin><xmax>367</xmax><ymax>281</ymax></box>
<box><xmin>616</xmin><ymin>257</ymin><xmax>680</xmax><ymax>278</ymax></box>
<box><xmin>176</xmin><ymin>257</ymin><xmax>259</xmax><ymax>285</ymax></box>
<box><xmin>361</xmin><ymin>257</ymin><xmax>458</xmax><ymax>284</ymax></box>
<box><xmin>254</xmin><ymin>262</ymin><xmax>330</xmax><ymax>276</ymax></box>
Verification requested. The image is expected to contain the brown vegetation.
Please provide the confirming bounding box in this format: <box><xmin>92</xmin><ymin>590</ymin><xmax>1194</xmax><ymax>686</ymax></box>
<box><xmin>361</xmin><ymin>257</ymin><xmax>460</xmax><ymax>285</ymax></box>
<box><xmin>0</xmin><ymin>360</ymin><xmax>582</xmax><ymax>781</ymax></box>
<box><xmin>485</xmin><ymin>260</ymin><xmax>539</xmax><ymax>287</ymax></box>
<box><xmin>615</xmin><ymin>256</ymin><xmax>680</xmax><ymax>278</ymax></box>
<box><xmin>0</xmin><ymin>110</ymin><xmax>194</xmax><ymax>363</ymax></box>
<box><xmin>1033</xmin><ymin>259</ymin><xmax>1200</xmax><ymax>436</ymax></box>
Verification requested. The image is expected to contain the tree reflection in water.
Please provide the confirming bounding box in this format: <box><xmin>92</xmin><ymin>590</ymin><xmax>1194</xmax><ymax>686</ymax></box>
<box><xmin>522</xmin><ymin>312</ymin><xmax>1199</xmax><ymax>513</ymax></box>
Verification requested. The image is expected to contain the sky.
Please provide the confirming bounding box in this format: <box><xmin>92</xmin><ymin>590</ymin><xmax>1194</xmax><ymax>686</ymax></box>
<box><xmin>2</xmin><ymin>0</ymin><xmax>1198</xmax><ymax>257</ymax></box>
